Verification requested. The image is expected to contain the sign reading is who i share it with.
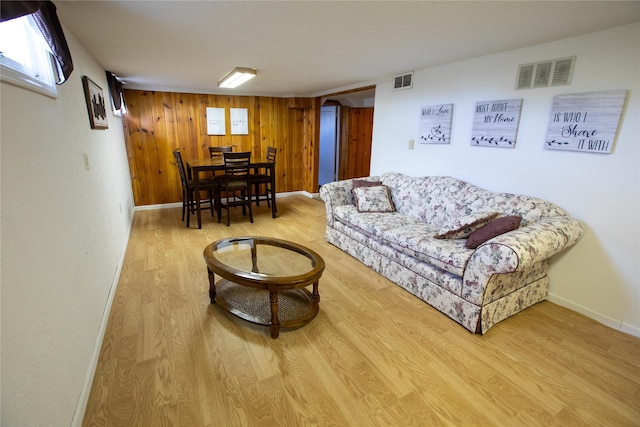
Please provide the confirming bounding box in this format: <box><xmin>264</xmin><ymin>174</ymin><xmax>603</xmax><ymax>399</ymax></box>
<box><xmin>546</xmin><ymin>90</ymin><xmax>628</xmax><ymax>154</ymax></box>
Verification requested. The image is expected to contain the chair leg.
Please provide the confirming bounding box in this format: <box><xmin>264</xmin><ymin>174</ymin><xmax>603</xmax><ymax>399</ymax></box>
<box><xmin>186</xmin><ymin>192</ymin><xmax>191</xmax><ymax>228</ymax></box>
<box><xmin>242</xmin><ymin>193</ymin><xmax>247</xmax><ymax>215</ymax></box>
<box><xmin>226</xmin><ymin>191</ymin><xmax>230</xmax><ymax>226</ymax></box>
<box><xmin>266</xmin><ymin>185</ymin><xmax>271</xmax><ymax>208</ymax></box>
<box><xmin>254</xmin><ymin>183</ymin><xmax>260</xmax><ymax>206</ymax></box>
<box><xmin>217</xmin><ymin>189</ymin><xmax>223</xmax><ymax>223</ymax></box>
<box><xmin>248</xmin><ymin>189</ymin><xmax>253</xmax><ymax>223</ymax></box>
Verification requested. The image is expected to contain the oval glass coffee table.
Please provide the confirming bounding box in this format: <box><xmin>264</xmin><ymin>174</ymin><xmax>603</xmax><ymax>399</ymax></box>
<box><xmin>203</xmin><ymin>237</ymin><xmax>325</xmax><ymax>338</ymax></box>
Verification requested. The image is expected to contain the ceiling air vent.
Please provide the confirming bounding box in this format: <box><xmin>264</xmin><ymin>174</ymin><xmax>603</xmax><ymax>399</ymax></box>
<box><xmin>393</xmin><ymin>72</ymin><xmax>413</xmax><ymax>90</ymax></box>
<box><xmin>516</xmin><ymin>56</ymin><xmax>575</xmax><ymax>90</ymax></box>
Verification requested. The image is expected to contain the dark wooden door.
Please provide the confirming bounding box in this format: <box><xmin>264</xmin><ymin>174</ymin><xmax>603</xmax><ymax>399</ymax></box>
<box><xmin>338</xmin><ymin>106</ymin><xmax>374</xmax><ymax>180</ymax></box>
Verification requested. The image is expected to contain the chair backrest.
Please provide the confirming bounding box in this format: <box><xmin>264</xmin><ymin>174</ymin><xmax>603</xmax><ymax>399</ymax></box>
<box><xmin>223</xmin><ymin>151</ymin><xmax>251</xmax><ymax>180</ymax></box>
<box><xmin>209</xmin><ymin>146</ymin><xmax>233</xmax><ymax>159</ymax></box>
<box><xmin>266</xmin><ymin>146</ymin><xmax>277</xmax><ymax>162</ymax></box>
<box><xmin>173</xmin><ymin>149</ymin><xmax>188</xmax><ymax>187</ymax></box>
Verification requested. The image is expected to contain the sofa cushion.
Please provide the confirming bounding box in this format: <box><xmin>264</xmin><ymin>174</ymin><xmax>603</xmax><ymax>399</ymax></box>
<box><xmin>435</xmin><ymin>212</ymin><xmax>499</xmax><ymax>239</ymax></box>
<box><xmin>381</xmin><ymin>226</ymin><xmax>474</xmax><ymax>276</ymax></box>
<box><xmin>354</xmin><ymin>185</ymin><xmax>396</xmax><ymax>213</ymax></box>
<box><xmin>465</xmin><ymin>216</ymin><xmax>522</xmax><ymax>248</ymax></box>
<box><xmin>334</xmin><ymin>205</ymin><xmax>474</xmax><ymax>276</ymax></box>
<box><xmin>334</xmin><ymin>205</ymin><xmax>418</xmax><ymax>238</ymax></box>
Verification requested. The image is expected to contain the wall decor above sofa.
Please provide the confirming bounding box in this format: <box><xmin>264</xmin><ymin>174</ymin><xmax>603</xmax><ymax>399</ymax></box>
<box><xmin>471</xmin><ymin>98</ymin><xmax>523</xmax><ymax>148</ymax></box>
<box><xmin>418</xmin><ymin>103</ymin><xmax>453</xmax><ymax>144</ymax></box>
<box><xmin>545</xmin><ymin>90</ymin><xmax>628</xmax><ymax>154</ymax></box>
<box><xmin>320</xmin><ymin>172</ymin><xmax>585</xmax><ymax>334</ymax></box>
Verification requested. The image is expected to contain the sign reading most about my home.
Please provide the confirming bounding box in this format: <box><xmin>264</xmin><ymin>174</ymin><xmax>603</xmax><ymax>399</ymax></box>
<box><xmin>471</xmin><ymin>98</ymin><xmax>523</xmax><ymax>148</ymax></box>
<box><xmin>545</xmin><ymin>90</ymin><xmax>628</xmax><ymax>154</ymax></box>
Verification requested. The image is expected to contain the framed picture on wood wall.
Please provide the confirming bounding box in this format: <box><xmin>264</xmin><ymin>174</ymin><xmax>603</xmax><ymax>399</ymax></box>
<box><xmin>82</xmin><ymin>75</ymin><xmax>108</xmax><ymax>129</ymax></box>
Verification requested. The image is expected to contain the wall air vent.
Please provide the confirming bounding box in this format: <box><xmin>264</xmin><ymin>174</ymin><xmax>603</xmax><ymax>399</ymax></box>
<box><xmin>516</xmin><ymin>56</ymin><xmax>575</xmax><ymax>90</ymax></box>
<box><xmin>393</xmin><ymin>72</ymin><xmax>413</xmax><ymax>90</ymax></box>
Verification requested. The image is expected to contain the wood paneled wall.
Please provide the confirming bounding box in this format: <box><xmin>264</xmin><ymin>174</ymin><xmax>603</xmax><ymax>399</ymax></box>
<box><xmin>122</xmin><ymin>90</ymin><xmax>319</xmax><ymax>206</ymax></box>
<box><xmin>339</xmin><ymin>107</ymin><xmax>374</xmax><ymax>180</ymax></box>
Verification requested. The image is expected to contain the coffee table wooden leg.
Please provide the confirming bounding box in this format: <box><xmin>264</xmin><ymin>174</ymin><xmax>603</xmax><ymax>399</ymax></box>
<box><xmin>208</xmin><ymin>267</ymin><xmax>216</xmax><ymax>303</ymax></box>
<box><xmin>269</xmin><ymin>290</ymin><xmax>279</xmax><ymax>338</ymax></box>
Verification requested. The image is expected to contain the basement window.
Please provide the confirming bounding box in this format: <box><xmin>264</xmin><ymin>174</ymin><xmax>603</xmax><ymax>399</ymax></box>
<box><xmin>0</xmin><ymin>14</ymin><xmax>58</xmax><ymax>98</ymax></box>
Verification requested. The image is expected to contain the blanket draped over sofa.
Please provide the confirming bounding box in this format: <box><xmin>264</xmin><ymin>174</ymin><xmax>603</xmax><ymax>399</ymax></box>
<box><xmin>319</xmin><ymin>172</ymin><xmax>585</xmax><ymax>334</ymax></box>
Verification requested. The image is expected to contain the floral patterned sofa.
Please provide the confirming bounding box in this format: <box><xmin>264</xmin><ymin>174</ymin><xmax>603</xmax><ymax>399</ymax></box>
<box><xmin>319</xmin><ymin>172</ymin><xmax>585</xmax><ymax>334</ymax></box>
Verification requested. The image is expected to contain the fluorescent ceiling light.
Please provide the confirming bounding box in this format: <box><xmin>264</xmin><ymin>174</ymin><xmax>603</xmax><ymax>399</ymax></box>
<box><xmin>218</xmin><ymin>67</ymin><xmax>256</xmax><ymax>88</ymax></box>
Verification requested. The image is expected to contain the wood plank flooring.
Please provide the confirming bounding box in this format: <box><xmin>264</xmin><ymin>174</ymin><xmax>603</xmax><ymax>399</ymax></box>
<box><xmin>82</xmin><ymin>195</ymin><xmax>640</xmax><ymax>426</ymax></box>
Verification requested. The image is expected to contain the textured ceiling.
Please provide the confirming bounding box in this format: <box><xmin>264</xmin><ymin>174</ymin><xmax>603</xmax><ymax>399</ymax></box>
<box><xmin>55</xmin><ymin>1</ymin><xmax>639</xmax><ymax>98</ymax></box>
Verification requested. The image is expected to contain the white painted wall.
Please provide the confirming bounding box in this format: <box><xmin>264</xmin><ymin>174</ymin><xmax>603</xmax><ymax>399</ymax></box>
<box><xmin>370</xmin><ymin>23</ymin><xmax>639</xmax><ymax>337</ymax></box>
<box><xmin>0</xmin><ymin>28</ymin><xmax>134</xmax><ymax>426</ymax></box>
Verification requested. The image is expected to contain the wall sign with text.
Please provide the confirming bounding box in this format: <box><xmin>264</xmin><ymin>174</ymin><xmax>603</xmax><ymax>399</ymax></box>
<box><xmin>545</xmin><ymin>90</ymin><xmax>628</xmax><ymax>154</ymax></box>
<box><xmin>471</xmin><ymin>98</ymin><xmax>522</xmax><ymax>148</ymax></box>
<box><xmin>206</xmin><ymin>107</ymin><xmax>225</xmax><ymax>135</ymax></box>
<box><xmin>418</xmin><ymin>104</ymin><xmax>453</xmax><ymax>144</ymax></box>
<box><xmin>230</xmin><ymin>108</ymin><xmax>249</xmax><ymax>135</ymax></box>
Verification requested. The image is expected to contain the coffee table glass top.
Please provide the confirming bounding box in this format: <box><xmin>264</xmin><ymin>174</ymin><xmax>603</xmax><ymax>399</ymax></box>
<box><xmin>204</xmin><ymin>237</ymin><xmax>324</xmax><ymax>286</ymax></box>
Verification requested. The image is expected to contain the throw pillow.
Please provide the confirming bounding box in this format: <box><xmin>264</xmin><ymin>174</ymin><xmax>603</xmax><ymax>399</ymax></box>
<box><xmin>352</xmin><ymin>179</ymin><xmax>383</xmax><ymax>191</ymax></box>
<box><xmin>465</xmin><ymin>216</ymin><xmax>522</xmax><ymax>249</ymax></box>
<box><xmin>354</xmin><ymin>185</ymin><xmax>395</xmax><ymax>213</ymax></box>
<box><xmin>435</xmin><ymin>212</ymin><xmax>499</xmax><ymax>239</ymax></box>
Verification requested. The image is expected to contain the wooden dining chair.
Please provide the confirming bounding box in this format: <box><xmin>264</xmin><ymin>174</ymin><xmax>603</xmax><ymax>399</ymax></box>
<box><xmin>208</xmin><ymin>146</ymin><xmax>233</xmax><ymax>159</ymax></box>
<box><xmin>216</xmin><ymin>151</ymin><xmax>253</xmax><ymax>226</ymax></box>
<box><xmin>173</xmin><ymin>149</ymin><xmax>217</xmax><ymax>228</ymax></box>
<box><xmin>250</xmin><ymin>146</ymin><xmax>277</xmax><ymax>210</ymax></box>
<box><xmin>207</xmin><ymin>146</ymin><xmax>233</xmax><ymax>205</ymax></box>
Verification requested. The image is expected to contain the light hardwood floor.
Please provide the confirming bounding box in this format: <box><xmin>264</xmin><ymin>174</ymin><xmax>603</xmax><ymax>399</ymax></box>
<box><xmin>83</xmin><ymin>195</ymin><xmax>640</xmax><ymax>426</ymax></box>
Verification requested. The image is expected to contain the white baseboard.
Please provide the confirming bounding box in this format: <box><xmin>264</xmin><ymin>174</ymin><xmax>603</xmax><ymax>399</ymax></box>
<box><xmin>620</xmin><ymin>322</ymin><xmax>640</xmax><ymax>338</ymax></box>
<box><xmin>132</xmin><ymin>191</ymin><xmax>320</xmax><ymax>211</ymax></box>
<box><xmin>71</xmin><ymin>217</ymin><xmax>134</xmax><ymax>426</ymax></box>
<box><xmin>135</xmin><ymin>201</ymin><xmax>182</xmax><ymax>211</ymax></box>
<box><xmin>548</xmin><ymin>293</ymin><xmax>640</xmax><ymax>338</ymax></box>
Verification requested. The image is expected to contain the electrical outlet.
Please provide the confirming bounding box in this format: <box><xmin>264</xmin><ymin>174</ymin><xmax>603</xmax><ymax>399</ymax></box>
<box><xmin>83</xmin><ymin>153</ymin><xmax>90</xmax><ymax>170</ymax></box>
<box><xmin>408</xmin><ymin>139</ymin><xmax>414</xmax><ymax>150</ymax></box>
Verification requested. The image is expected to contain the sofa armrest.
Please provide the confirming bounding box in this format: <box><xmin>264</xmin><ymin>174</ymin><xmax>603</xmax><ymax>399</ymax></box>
<box><xmin>462</xmin><ymin>216</ymin><xmax>585</xmax><ymax>305</ymax></box>
<box><xmin>319</xmin><ymin>181</ymin><xmax>352</xmax><ymax>227</ymax></box>
<box><xmin>319</xmin><ymin>177</ymin><xmax>380</xmax><ymax>226</ymax></box>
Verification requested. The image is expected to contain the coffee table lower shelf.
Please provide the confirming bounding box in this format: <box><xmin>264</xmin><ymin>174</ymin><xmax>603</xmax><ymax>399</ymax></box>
<box><xmin>213</xmin><ymin>279</ymin><xmax>319</xmax><ymax>338</ymax></box>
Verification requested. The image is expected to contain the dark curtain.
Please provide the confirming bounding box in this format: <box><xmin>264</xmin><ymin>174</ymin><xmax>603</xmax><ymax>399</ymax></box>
<box><xmin>105</xmin><ymin>70</ymin><xmax>125</xmax><ymax>111</ymax></box>
<box><xmin>1</xmin><ymin>1</ymin><xmax>74</xmax><ymax>84</ymax></box>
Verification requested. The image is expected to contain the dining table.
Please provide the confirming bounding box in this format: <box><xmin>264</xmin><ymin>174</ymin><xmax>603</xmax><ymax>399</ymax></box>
<box><xmin>186</xmin><ymin>156</ymin><xmax>277</xmax><ymax>229</ymax></box>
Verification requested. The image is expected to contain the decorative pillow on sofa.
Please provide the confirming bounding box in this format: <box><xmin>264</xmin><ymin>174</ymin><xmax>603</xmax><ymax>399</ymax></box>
<box><xmin>354</xmin><ymin>185</ymin><xmax>395</xmax><ymax>213</ymax></box>
<box><xmin>465</xmin><ymin>215</ymin><xmax>522</xmax><ymax>249</ymax></box>
<box><xmin>352</xmin><ymin>179</ymin><xmax>383</xmax><ymax>192</ymax></box>
<box><xmin>435</xmin><ymin>212</ymin><xmax>499</xmax><ymax>239</ymax></box>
